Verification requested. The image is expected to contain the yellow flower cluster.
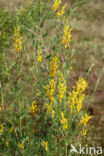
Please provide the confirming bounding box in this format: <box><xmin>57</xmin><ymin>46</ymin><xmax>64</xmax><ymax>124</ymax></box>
<box><xmin>18</xmin><ymin>142</ymin><xmax>24</xmax><ymax>150</ymax></box>
<box><xmin>67</xmin><ymin>90</ymin><xmax>77</xmax><ymax>113</ymax></box>
<box><xmin>62</xmin><ymin>24</ymin><xmax>72</xmax><ymax>49</ymax></box>
<box><xmin>58</xmin><ymin>72</ymin><xmax>67</xmax><ymax>102</ymax></box>
<box><xmin>51</xmin><ymin>110</ymin><xmax>55</xmax><ymax>118</ymax></box>
<box><xmin>67</xmin><ymin>78</ymin><xmax>87</xmax><ymax>113</ymax></box>
<box><xmin>57</xmin><ymin>5</ymin><xmax>65</xmax><ymax>17</ymax></box>
<box><xmin>0</xmin><ymin>107</ymin><xmax>2</xmax><ymax>111</ymax></box>
<box><xmin>52</xmin><ymin>0</ymin><xmax>61</xmax><ymax>12</ymax></box>
<box><xmin>44</xmin><ymin>56</ymin><xmax>57</xmax><ymax>119</ymax></box>
<box><xmin>46</xmin><ymin>103</ymin><xmax>55</xmax><ymax>118</ymax></box>
<box><xmin>37</xmin><ymin>45</ymin><xmax>42</xmax><ymax>64</ymax></box>
<box><xmin>82</xmin><ymin>129</ymin><xmax>88</xmax><ymax>136</ymax></box>
<box><xmin>8</xmin><ymin>127</ymin><xmax>13</xmax><ymax>134</ymax></box>
<box><xmin>31</xmin><ymin>101</ymin><xmax>37</xmax><ymax>113</ymax></box>
<box><xmin>5</xmin><ymin>141</ymin><xmax>8</xmax><ymax>147</ymax></box>
<box><xmin>0</xmin><ymin>124</ymin><xmax>5</xmax><ymax>133</ymax></box>
<box><xmin>14</xmin><ymin>25</ymin><xmax>22</xmax><ymax>53</ymax></box>
<box><xmin>41</xmin><ymin>140</ymin><xmax>48</xmax><ymax>152</ymax></box>
<box><xmin>80</xmin><ymin>113</ymin><xmax>92</xmax><ymax>126</ymax></box>
<box><xmin>59</xmin><ymin>112</ymin><xmax>68</xmax><ymax>130</ymax></box>
<box><xmin>76</xmin><ymin>78</ymin><xmax>87</xmax><ymax>112</ymax></box>
<box><xmin>44</xmin><ymin>79</ymin><xmax>56</xmax><ymax>102</ymax></box>
<box><xmin>52</xmin><ymin>0</ymin><xmax>65</xmax><ymax>17</ymax></box>
<box><xmin>80</xmin><ymin>113</ymin><xmax>92</xmax><ymax>136</ymax></box>
<box><xmin>76</xmin><ymin>78</ymin><xmax>88</xmax><ymax>93</ymax></box>
<box><xmin>46</xmin><ymin>103</ymin><xmax>52</xmax><ymax>113</ymax></box>
<box><xmin>49</xmin><ymin>56</ymin><xmax>58</xmax><ymax>77</ymax></box>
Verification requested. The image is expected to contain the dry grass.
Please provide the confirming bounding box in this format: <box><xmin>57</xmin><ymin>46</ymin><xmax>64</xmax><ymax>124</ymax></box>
<box><xmin>0</xmin><ymin>0</ymin><xmax>25</xmax><ymax>10</ymax></box>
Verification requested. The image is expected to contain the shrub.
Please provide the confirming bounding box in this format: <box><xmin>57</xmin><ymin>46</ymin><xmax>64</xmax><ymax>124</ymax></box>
<box><xmin>0</xmin><ymin>0</ymin><xmax>92</xmax><ymax>155</ymax></box>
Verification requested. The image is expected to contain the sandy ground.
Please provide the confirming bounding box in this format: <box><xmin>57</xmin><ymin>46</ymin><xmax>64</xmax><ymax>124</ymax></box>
<box><xmin>0</xmin><ymin>0</ymin><xmax>24</xmax><ymax>9</ymax></box>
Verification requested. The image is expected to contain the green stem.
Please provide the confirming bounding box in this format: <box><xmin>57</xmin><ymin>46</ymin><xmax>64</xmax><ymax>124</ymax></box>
<box><xmin>65</xmin><ymin>142</ymin><xmax>67</xmax><ymax>156</ymax></box>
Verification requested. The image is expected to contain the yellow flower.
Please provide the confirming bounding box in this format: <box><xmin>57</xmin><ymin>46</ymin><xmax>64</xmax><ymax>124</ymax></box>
<box><xmin>44</xmin><ymin>79</ymin><xmax>56</xmax><ymax>101</ymax></box>
<box><xmin>82</xmin><ymin>129</ymin><xmax>88</xmax><ymax>136</ymax></box>
<box><xmin>76</xmin><ymin>94</ymin><xmax>85</xmax><ymax>112</ymax></box>
<box><xmin>5</xmin><ymin>141</ymin><xmax>8</xmax><ymax>147</ymax></box>
<box><xmin>0</xmin><ymin>124</ymin><xmax>5</xmax><ymax>133</ymax></box>
<box><xmin>67</xmin><ymin>90</ymin><xmax>77</xmax><ymax>113</ymax></box>
<box><xmin>51</xmin><ymin>110</ymin><xmax>55</xmax><ymax>118</ymax></box>
<box><xmin>62</xmin><ymin>24</ymin><xmax>72</xmax><ymax>49</ymax></box>
<box><xmin>76</xmin><ymin>78</ymin><xmax>88</xmax><ymax>93</ymax></box>
<box><xmin>18</xmin><ymin>142</ymin><xmax>24</xmax><ymax>150</ymax></box>
<box><xmin>8</xmin><ymin>127</ymin><xmax>13</xmax><ymax>134</ymax></box>
<box><xmin>80</xmin><ymin>113</ymin><xmax>92</xmax><ymax>126</ymax></box>
<box><xmin>52</xmin><ymin>0</ymin><xmax>61</xmax><ymax>12</ymax></box>
<box><xmin>57</xmin><ymin>5</ymin><xmax>66</xmax><ymax>17</ymax></box>
<box><xmin>46</xmin><ymin>103</ymin><xmax>55</xmax><ymax>118</ymax></box>
<box><xmin>67</xmin><ymin>78</ymin><xmax>87</xmax><ymax>113</ymax></box>
<box><xmin>49</xmin><ymin>56</ymin><xmax>58</xmax><ymax>77</ymax></box>
<box><xmin>46</xmin><ymin>103</ymin><xmax>52</xmax><ymax>113</ymax></box>
<box><xmin>59</xmin><ymin>112</ymin><xmax>68</xmax><ymax>130</ymax></box>
<box><xmin>41</xmin><ymin>140</ymin><xmax>48</xmax><ymax>152</ymax></box>
<box><xmin>36</xmin><ymin>90</ymin><xmax>41</xmax><ymax>97</ymax></box>
<box><xmin>58</xmin><ymin>72</ymin><xmax>67</xmax><ymax>102</ymax></box>
<box><xmin>37</xmin><ymin>45</ymin><xmax>42</xmax><ymax>64</ymax></box>
<box><xmin>14</xmin><ymin>25</ymin><xmax>22</xmax><ymax>53</ymax></box>
<box><xmin>31</xmin><ymin>101</ymin><xmax>37</xmax><ymax>113</ymax></box>
<box><xmin>0</xmin><ymin>107</ymin><xmax>2</xmax><ymax>111</ymax></box>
